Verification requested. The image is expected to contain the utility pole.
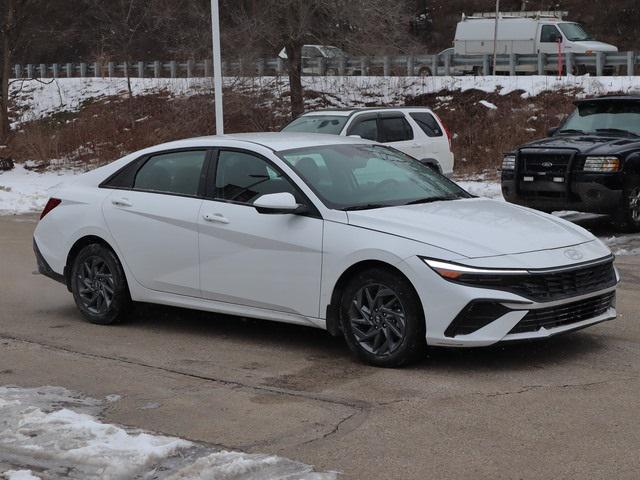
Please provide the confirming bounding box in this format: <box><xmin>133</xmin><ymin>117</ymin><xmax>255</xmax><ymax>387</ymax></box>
<box><xmin>492</xmin><ymin>0</ymin><xmax>499</xmax><ymax>75</ymax></box>
<box><xmin>210</xmin><ymin>0</ymin><xmax>224</xmax><ymax>135</ymax></box>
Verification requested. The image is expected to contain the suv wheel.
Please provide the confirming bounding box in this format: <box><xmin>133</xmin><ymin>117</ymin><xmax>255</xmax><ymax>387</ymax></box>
<box><xmin>71</xmin><ymin>244</ymin><xmax>131</xmax><ymax>324</ymax></box>
<box><xmin>340</xmin><ymin>268</ymin><xmax>426</xmax><ymax>367</ymax></box>
<box><xmin>612</xmin><ymin>178</ymin><xmax>640</xmax><ymax>232</ymax></box>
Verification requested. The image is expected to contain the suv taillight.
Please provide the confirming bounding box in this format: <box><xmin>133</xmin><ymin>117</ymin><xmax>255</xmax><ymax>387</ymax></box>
<box><xmin>433</xmin><ymin>113</ymin><xmax>452</xmax><ymax>149</ymax></box>
<box><xmin>40</xmin><ymin>198</ymin><xmax>62</xmax><ymax>219</ymax></box>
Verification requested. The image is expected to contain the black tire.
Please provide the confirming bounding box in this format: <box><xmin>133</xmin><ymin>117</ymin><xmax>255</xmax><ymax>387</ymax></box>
<box><xmin>326</xmin><ymin>68</ymin><xmax>338</xmax><ymax>76</ymax></box>
<box><xmin>612</xmin><ymin>176</ymin><xmax>640</xmax><ymax>233</ymax></box>
<box><xmin>70</xmin><ymin>243</ymin><xmax>131</xmax><ymax>325</ymax></box>
<box><xmin>339</xmin><ymin>268</ymin><xmax>426</xmax><ymax>367</ymax></box>
<box><xmin>418</xmin><ymin>67</ymin><xmax>432</xmax><ymax>77</ymax></box>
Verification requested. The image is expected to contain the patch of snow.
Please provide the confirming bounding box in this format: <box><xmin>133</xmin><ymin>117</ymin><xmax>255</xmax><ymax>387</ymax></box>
<box><xmin>478</xmin><ymin>100</ymin><xmax>497</xmax><ymax>110</ymax></box>
<box><xmin>601</xmin><ymin>235</ymin><xmax>640</xmax><ymax>256</ymax></box>
<box><xmin>455</xmin><ymin>179</ymin><xmax>504</xmax><ymax>200</ymax></box>
<box><xmin>0</xmin><ymin>386</ymin><xmax>336</xmax><ymax>480</ymax></box>
<box><xmin>0</xmin><ymin>165</ymin><xmax>79</xmax><ymax>215</ymax></box>
<box><xmin>2</xmin><ymin>471</ymin><xmax>42</xmax><ymax>480</ymax></box>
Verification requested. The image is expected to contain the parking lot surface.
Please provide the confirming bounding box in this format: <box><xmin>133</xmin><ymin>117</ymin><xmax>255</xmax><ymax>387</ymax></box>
<box><xmin>1</xmin><ymin>214</ymin><xmax>639</xmax><ymax>479</ymax></box>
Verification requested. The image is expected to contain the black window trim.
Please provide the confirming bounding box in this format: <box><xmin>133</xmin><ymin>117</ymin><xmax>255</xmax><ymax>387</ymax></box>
<box><xmin>203</xmin><ymin>146</ymin><xmax>323</xmax><ymax>219</ymax></box>
<box><xmin>99</xmin><ymin>147</ymin><xmax>214</xmax><ymax>200</ymax></box>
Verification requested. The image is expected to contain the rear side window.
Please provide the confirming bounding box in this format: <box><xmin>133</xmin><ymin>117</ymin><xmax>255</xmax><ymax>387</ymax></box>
<box><xmin>379</xmin><ymin>116</ymin><xmax>413</xmax><ymax>142</ymax></box>
<box><xmin>349</xmin><ymin>118</ymin><xmax>378</xmax><ymax>141</ymax></box>
<box><xmin>410</xmin><ymin>112</ymin><xmax>443</xmax><ymax>137</ymax></box>
<box><xmin>133</xmin><ymin>150</ymin><xmax>207</xmax><ymax>196</ymax></box>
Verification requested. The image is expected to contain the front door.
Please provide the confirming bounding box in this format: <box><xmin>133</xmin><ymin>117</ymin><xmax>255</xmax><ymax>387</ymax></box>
<box><xmin>198</xmin><ymin>149</ymin><xmax>323</xmax><ymax>318</ymax></box>
<box><xmin>102</xmin><ymin>149</ymin><xmax>208</xmax><ymax>297</ymax></box>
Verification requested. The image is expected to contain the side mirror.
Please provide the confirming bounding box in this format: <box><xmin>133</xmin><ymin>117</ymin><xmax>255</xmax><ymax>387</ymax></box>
<box><xmin>547</xmin><ymin>126</ymin><xmax>559</xmax><ymax>137</ymax></box>
<box><xmin>253</xmin><ymin>192</ymin><xmax>304</xmax><ymax>214</ymax></box>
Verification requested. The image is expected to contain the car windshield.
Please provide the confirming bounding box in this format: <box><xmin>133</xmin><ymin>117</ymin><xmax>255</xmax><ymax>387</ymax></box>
<box><xmin>282</xmin><ymin>115</ymin><xmax>348</xmax><ymax>135</ymax></box>
<box><xmin>558</xmin><ymin>101</ymin><xmax>640</xmax><ymax>137</ymax></box>
<box><xmin>558</xmin><ymin>23</ymin><xmax>593</xmax><ymax>41</ymax></box>
<box><xmin>279</xmin><ymin>144</ymin><xmax>469</xmax><ymax>210</ymax></box>
<box><xmin>319</xmin><ymin>46</ymin><xmax>347</xmax><ymax>58</ymax></box>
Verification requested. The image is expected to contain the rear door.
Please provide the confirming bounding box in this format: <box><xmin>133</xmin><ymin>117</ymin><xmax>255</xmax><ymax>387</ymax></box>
<box><xmin>377</xmin><ymin>112</ymin><xmax>421</xmax><ymax>159</ymax></box>
<box><xmin>102</xmin><ymin>149</ymin><xmax>209</xmax><ymax>297</ymax></box>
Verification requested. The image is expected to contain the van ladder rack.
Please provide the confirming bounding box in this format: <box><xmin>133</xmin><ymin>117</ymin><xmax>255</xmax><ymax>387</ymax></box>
<box><xmin>464</xmin><ymin>11</ymin><xmax>568</xmax><ymax>20</ymax></box>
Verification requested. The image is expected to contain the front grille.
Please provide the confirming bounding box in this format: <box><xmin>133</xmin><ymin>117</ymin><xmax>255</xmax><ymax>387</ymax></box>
<box><xmin>509</xmin><ymin>292</ymin><xmax>616</xmax><ymax>334</ymax></box>
<box><xmin>456</xmin><ymin>259</ymin><xmax>616</xmax><ymax>303</ymax></box>
<box><xmin>520</xmin><ymin>152</ymin><xmax>572</xmax><ymax>175</ymax></box>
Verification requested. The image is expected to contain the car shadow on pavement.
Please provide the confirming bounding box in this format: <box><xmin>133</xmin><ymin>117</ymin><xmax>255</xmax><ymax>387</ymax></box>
<box><xmin>125</xmin><ymin>303</ymin><xmax>607</xmax><ymax>374</ymax></box>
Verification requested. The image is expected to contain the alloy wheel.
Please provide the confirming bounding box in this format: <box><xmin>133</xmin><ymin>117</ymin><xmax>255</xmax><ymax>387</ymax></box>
<box><xmin>76</xmin><ymin>256</ymin><xmax>115</xmax><ymax>315</ymax></box>
<box><xmin>348</xmin><ymin>283</ymin><xmax>407</xmax><ymax>356</ymax></box>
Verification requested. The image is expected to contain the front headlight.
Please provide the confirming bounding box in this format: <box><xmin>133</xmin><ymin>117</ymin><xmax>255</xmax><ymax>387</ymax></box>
<box><xmin>502</xmin><ymin>155</ymin><xmax>516</xmax><ymax>171</ymax></box>
<box><xmin>583</xmin><ymin>156</ymin><xmax>620</xmax><ymax>173</ymax></box>
<box><xmin>421</xmin><ymin>258</ymin><xmax>527</xmax><ymax>280</ymax></box>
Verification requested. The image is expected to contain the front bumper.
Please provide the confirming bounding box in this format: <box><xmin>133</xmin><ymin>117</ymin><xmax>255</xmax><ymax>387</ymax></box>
<box><xmin>501</xmin><ymin>171</ymin><xmax>623</xmax><ymax>213</ymax></box>
<box><xmin>402</xmin><ymin>250</ymin><xmax>619</xmax><ymax>348</ymax></box>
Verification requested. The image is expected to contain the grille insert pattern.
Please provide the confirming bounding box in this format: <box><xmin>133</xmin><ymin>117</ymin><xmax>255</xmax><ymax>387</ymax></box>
<box><xmin>520</xmin><ymin>152</ymin><xmax>572</xmax><ymax>175</ymax></box>
<box><xmin>509</xmin><ymin>292</ymin><xmax>615</xmax><ymax>334</ymax></box>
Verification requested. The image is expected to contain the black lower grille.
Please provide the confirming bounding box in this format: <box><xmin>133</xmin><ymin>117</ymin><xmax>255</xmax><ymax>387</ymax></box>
<box><xmin>445</xmin><ymin>301</ymin><xmax>511</xmax><ymax>337</ymax></box>
<box><xmin>509</xmin><ymin>292</ymin><xmax>615</xmax><ymax>334</ymax></box>
<box><xmin>455</xmin><ymin>258</ymin><xmax>616</xmax><ymax>303</ymax></box>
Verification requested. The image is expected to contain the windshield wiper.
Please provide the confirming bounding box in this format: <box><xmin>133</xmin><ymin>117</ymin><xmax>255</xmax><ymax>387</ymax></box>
<box><xmin>341</xmin><ymin>203</ymin><xmax>388</xmax><ymax>211</ymax></box>
<box><xmin>404</xmin><ymin>196</ymin><xmax>458</xmax><ymax>205</ymax></box>
<box><xmin>595</xmin><ymin>128</ymin><xmax>640</xmax><ymax>138</ymax></box>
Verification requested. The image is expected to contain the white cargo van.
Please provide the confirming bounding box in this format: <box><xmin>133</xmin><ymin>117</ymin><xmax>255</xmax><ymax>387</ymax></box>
<box><xmin>454</xmin><ymin>11</ymin><xmax>618</xmax><ymax>73</ymax></box>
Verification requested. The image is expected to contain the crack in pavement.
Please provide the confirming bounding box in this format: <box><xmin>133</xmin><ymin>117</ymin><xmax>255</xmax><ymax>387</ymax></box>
<box><xmin>0</xmin><ymin>333</ymin><xmax>372</xmax><ymax>449</ymax></box>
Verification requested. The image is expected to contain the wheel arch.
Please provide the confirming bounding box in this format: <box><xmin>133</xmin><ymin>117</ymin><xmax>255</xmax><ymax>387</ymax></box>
<box><xmin>325</xmin><ymin>259</ymin><xmax>423</xmax><ymax>337</ymax></box>
<box><xmin>418</xmin><ymin>158</ymin><xmax>442</xmax><ymax>174</ymax></box>
<box><xmin>64</xmin><ymin>235</ymin><xmax>121</xmax><ymax>292</ymax></box>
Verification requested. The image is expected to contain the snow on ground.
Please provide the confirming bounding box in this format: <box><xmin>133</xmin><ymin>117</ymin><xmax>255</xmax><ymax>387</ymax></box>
<box><xmin>478</xmin><ymin>100</ymin><xmax>497</xmax><ymax>110</ymax></box>
<box><xmin>0</xmin><ymin>165</ymin><xmax>78</xmax><ymax>215</ymax></box>
<box><xmin>0</xmin><ymin>386</ymin><xmax>336</xmax><ymax>480</ymax></box>
<box><xmin>10</xmin><ymin>75</ymin><xmax>640</xmax><ymax>126</ymax></box>
<box><xmin>455</xmin><ymin>178</ymin><xmax>503</xmax><ymax>200</ymax></box>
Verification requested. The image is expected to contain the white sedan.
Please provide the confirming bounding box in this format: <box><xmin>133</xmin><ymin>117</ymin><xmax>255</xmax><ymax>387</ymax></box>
<box><xmin>33</xmin><ymin>133</ymin><xmax>619</xmax><ymax>367</ymax></box>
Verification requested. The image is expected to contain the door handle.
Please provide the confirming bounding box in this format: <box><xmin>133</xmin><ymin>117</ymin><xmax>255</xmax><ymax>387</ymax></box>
<box><xmin>111</xmin><ymin>197</ymin><xmax>132</xmax><ymax>207</ymax></box>
<box><xmin>203</xmin><ymin>212</ymin><xmax>229</xmax><ymax>224</ymax></box>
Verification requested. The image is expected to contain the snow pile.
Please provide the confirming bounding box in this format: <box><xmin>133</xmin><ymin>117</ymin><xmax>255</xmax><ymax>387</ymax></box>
<box><xmin>456</xmin><ymin>178</ymin><xmax>504</xmax><ymax>200</ymax></box>
<box><xmin>11</xmin><ymin>75</ymin><xmax>640</xmax><ymax>127</ymax></box>
<box><xmin>0</xmin><ymin>386</ymin><xmax>336</xmax><ymax>480</ymax></box>
<box><xmin>0</xmin><ymin>165</ymin><xmax>78</xmax><ymax>215</ymax></box>
<box><xmin>478</xmin><ymin>100</ymin><xmax>498</xmax><ymax>110</ymax></box>
<box><xmin>2</xmin><ymin>471</ymin><xmax>41</xmax><ymax>480</ymax></box>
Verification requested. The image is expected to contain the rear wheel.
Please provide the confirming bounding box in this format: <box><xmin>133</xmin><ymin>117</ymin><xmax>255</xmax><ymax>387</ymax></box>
<box><xmin>340</xmin><ymin>268</ymin><xmax>426</xmax><ymax>367</ymax></box>
<box><xmin>71</xmin><ymin>244</ymin><xmax>131</xmax><ymax>325</ymax></box>
<box><xmin>418</xmin><ymin>67</ymin><xmax>432</xmax><ymax>77</ymax></box>
<box><xmin>612</xmin><ymin>177</ymin><xmax>640</xmax><ymax>232</ymax></box>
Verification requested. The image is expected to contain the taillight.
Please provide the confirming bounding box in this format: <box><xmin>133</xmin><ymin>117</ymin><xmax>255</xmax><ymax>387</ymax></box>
<box><xmin>434</xmin><ymin>113</ymin><xmax>452</xmax><ymax>149</ymax></box>
<box><xmin>40</xmin><ymin>198</ymin><xmax>62</xmax><ymax>219</ymax></box>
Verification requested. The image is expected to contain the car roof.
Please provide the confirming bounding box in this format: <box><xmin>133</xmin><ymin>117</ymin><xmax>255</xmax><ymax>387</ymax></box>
<box><xmin>575</xmin><ymin>95</ymin><xmax>640</xmax><ymax>105</ymax></box>
<box><xmin>146</xmin><ymin>132</ymin><xmax>376</xmax><ymax>153</ymax></box>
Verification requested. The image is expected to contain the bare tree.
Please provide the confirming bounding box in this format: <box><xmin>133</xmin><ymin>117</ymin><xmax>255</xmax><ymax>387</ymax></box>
<box><xmin>226</xmin><ymin>0</ymin><xmax>411</xmax><ymax>118</ymax></box>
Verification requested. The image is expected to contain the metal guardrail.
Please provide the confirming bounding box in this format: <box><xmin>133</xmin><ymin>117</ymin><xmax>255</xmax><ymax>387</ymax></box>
<box><xmin>11</xmin><ymin>51</ymin><xmax>639</xmax><ymax>79</ymax></box>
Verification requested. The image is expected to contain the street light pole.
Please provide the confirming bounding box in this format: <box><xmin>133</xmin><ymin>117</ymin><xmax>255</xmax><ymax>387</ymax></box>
<box><xmin>210</xmin><ymin>0</ymin><xmax>224</xmax><ymax>135</ymax></box>
<box><xmin>492</xmin><ymin>0</ymin><xmax>500</xmax><ymax>75</ymax></box>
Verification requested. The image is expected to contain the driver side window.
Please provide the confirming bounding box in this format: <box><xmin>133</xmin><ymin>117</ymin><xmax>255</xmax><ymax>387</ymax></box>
<box><xmin>541</xmin><ymin>25</ymin><xmax>561</xmax><ymax>43</ymax></box>
<box><xmin>214</xmin><ymin>150</ymin><xmax>297</xmax><ymax>205</ymax></box>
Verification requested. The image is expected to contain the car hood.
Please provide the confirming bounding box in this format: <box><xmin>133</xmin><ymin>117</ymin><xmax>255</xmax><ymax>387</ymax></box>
<box><xmin>519</xmin><ymin>135</ymin><xmax>640</xmax><ymax>156</ymax></box>
<box><xmin>570</xmin><ymin>41</ymin><xmax>618</xmax><ymax>52</ymax></box>
<box><xmin>346</xmin><ymin>198</ymin><xmax>594</xmax><ymax>258</ymax></box>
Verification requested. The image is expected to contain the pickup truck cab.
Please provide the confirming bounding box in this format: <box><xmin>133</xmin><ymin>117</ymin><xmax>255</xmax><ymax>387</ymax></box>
<box><xmin>501</xmin><ymin>95</ymin><xmax>640</xmax><ymax>231</ymax></box>
<box><xmin>282</xmin><ymin>108</ymin><xmax>454</xmax><ymax>175</ymax></box>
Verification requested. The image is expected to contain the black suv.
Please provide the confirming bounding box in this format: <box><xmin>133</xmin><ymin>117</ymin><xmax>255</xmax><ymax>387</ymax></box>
<box><xmin>501</xmin><ymin>95</ymin><xmax>640</xmax><ymax>231</ymax></box>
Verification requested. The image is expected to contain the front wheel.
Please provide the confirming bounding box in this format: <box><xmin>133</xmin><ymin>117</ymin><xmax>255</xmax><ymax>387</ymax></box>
<box><xmin>340</xmin><ymin>268</ymin><xmax>426</xmax><ymax>367</ymax></box>
<box><xmin>612</xmin><ymin>178</ymin><xmax>640</xmax><ymax>232</ymax></box>
<box><xmin>71</xmin><ymin>244</ymin><xmax>131</xmax><ymax>325</ymax></box>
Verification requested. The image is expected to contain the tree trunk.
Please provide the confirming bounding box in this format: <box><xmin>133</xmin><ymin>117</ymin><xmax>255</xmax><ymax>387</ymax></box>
<box><xmin>285</xmin><ymin>42</ymin><xmax>304</xmax><ymax>119</ymax></box>
<box><xmin>0</xmin><ymin>0</ymin><xmax>14</xmax><ymax>144</ymax></box>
